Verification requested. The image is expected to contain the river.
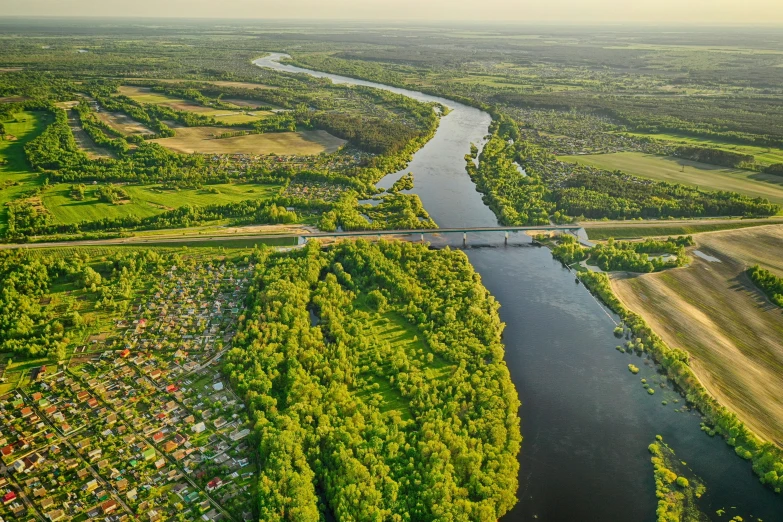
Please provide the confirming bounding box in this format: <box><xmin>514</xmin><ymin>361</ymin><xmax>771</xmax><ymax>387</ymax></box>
<box><xmin>254</xmin><ymin>53</ymin><xmax>783</xmax><ymax>521</ymax></box>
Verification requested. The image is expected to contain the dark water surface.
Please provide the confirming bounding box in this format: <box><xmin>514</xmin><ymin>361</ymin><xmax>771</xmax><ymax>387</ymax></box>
<box><xmin>255</xmin><ymin>54</ymin><xmax>783</xmax><ymax>521</ymax></box>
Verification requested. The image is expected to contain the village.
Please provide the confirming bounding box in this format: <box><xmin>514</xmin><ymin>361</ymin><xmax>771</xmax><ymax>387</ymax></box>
<box><xmin>0</xmin><ymin>261</ymin><xmax>256</xmax><ymax>522</ymax></box>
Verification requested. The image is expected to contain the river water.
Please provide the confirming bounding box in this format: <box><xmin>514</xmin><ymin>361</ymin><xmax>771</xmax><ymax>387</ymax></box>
<box><xmin>255</xmin><ymin>54</ymin><xmax>783</xmax><ymax>521</ymax></box>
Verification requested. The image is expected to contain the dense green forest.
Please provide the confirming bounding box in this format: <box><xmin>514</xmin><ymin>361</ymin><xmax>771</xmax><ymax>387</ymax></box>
<box><xmin>225</xmin><ymin>240</ymin><xmax>521</xmax><ymax>520</ymax></box>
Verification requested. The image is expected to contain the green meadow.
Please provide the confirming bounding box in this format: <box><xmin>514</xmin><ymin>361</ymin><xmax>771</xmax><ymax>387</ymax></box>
<box><xmin>41</xmin><ymin>182</ymin><xmax>282</xmax><ymax>224</ymax></box>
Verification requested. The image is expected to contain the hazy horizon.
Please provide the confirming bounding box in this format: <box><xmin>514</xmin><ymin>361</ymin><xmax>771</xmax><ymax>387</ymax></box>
<box><xmin>5</xmin><ymin>0</ymin><xmax>783</xmax><ymax>25</ymax></box>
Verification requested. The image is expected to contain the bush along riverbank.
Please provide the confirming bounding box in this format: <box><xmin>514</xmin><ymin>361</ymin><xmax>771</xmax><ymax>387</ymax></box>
<box><xmin>649</xmin><ymin>436</ymin><xmax>709</xmax><ymax>522</ymax></box>
<box><xmin>571</xmin><ymin>266</ymin><xmax>783</xmax><ymax>495</ymax></box>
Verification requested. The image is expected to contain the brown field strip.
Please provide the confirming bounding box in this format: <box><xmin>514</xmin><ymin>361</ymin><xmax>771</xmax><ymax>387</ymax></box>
<box><xmin>150</xmin><ymin>127</ymin><xmax>345</xmax><ymax>155</ymax></box>
<box><xmin>96</xmin><ymin>110</ymin><xmax>152</xmax><ymax>136</ymax></box>
<box><xmin>68</xmin><ymin>110</ymin><xmax>115</xmax><ymax>159</ymax></box>
<box><xmin>611</xmin><ymin>225</ymin><xmax>783</xmax><ymax>446</ymax></box>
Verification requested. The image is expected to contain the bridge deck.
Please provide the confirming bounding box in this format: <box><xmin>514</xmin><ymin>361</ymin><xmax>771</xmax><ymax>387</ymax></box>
<box><xmin>302</xmin><ymin>225</ymin><xmax>581</xmax><ymax>238</ymax></box>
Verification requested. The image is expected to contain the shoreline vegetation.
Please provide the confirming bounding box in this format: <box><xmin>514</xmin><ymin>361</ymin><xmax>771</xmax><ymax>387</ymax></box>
<box><xmin>547</xmin><ymin>244</ymin><xmax>783</xmax><ymax>496</ymax></box>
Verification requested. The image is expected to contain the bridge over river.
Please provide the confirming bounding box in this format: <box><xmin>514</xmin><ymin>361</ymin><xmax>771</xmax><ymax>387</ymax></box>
<box><xmin>0</xmin><ymin>225</ymin><xmax>592</xmax><ymax>250</ymax></box>
<box><xmin>301</xmin><ymin>225</ymin><xmax>592</xmax><ymax>246</ymax></box>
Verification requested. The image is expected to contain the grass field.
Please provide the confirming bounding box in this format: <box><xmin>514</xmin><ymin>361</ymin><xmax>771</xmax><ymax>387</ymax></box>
<box><xmin>0</xmin><ymin>111</ymin><xmax>51</xmax><ymax>231</ymax></box>
<box><xmin>150</xmin><ymin>127</ymin><xmax>345</xmax><ymax>155</ymax></box>
<box><xmin>560</xmin><ymin>152</ymin><xmax>783</xmax><ymax>206</ymax></box>
<box><xmin>611</xmin><ymin>225</ymin><xmax>783</xmax><ymax>446</ymax></box>
<box><xmin>41</xmin><ymin>182</ymin><xmax>282</xmax><ymax>224</ymax></box>
<box><xmin>625</xmin><ymin>132</ymin><xmax>783</xmax><ymax>165</ymax></box>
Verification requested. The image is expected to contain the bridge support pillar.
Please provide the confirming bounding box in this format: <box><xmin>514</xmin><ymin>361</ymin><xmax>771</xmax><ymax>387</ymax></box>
<box><xmin>463</xmin><ymin>232</ymin><xmax>467</xmax><ymax>247</ymax></box>
<box><xmin>420</xmin><ymin>233</ymin><xmax>424</xmax><ymax>243</ymax></box>
<box><xmin>505</xmin><ymin>231</ymin><xmax>509</xmax><ymax>246</ymax></box>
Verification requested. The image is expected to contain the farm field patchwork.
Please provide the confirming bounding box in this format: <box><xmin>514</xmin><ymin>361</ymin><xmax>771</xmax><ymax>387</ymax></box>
<box><xmin>41</xmin><ymin>182</ymin><xmax>283</xmax><ymax>224</ymax></box>
<box><xmin>560</xmin><ymin>152</ymin><xmax>783</xmax><ymax>206</ymax></box>
<box><xmin>611</xmin><ymin>225</ymin><xmax>783</xmax><ymax>446</ymax></box>
<box><xmin>150</xmin><ymin>127</ymin><xmax>346</xmax><ymax>155</ymax></box>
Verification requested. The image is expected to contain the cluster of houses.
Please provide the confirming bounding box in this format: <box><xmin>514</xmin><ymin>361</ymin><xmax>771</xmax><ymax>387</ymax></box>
<box><xmin>0</xmin><ymin>261</ymin><xmax>257</xmax><ymax>522</ymax></box>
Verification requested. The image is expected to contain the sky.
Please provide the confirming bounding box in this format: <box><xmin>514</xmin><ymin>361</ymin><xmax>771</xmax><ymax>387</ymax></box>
<box><xmin>4</xmin><ymin>0</ymin><xmax>783</xmax><ymax>24</ymax></box>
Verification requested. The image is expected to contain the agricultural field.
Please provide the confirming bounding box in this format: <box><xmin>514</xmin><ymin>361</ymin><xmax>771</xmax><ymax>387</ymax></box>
<box><xmin>117</xmin><ymin>86</ymin><xmax>216</xmax><ymax>113</ymax></box>
<box><xmin>150</xmin><ymin>127</ymin><xmax>345</xmax><ymax>155</ymax></box>
<box><xmin>41</xmin><ymin>182</ymin><xmax>282</xmax><ymax>224</ymax></box>
<box><xmin>582</xmin><ymin>217</ymin><xmax>783</xmax><ymax>240</ymax></box>
<box><xmin>117</xmin><ymin>86</ymin><xmax>270</xmax><ymax>124</ymax></box>
<box><xmin>560</xmin><ymin>152</ymin><xmax>783</xmax><ymax>206</ymax></box>
<box><xmin>611</xmin><ymin>225</ymin><xmax>783</xmax><ymax>446</ymax></box>
<box><xmin>95</xmin><ymin>110</ymin><xmax>152</xmax><ymax>136</ymax></box>
<box><xmin>625</xmin><ymin>132</ymin><xmax>783</xmax><ymax>165</ymax></box>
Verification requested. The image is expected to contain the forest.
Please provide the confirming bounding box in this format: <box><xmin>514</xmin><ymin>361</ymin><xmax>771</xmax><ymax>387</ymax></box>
<box><xmin>224</xmin><ymin>240</ymin><xmax>521</xmax><ymax>521</ymax></box>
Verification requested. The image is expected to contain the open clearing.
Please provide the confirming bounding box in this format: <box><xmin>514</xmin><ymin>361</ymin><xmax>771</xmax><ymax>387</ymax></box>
<box><xmin>150</xmin><ymin>127</ymin><xmax>345</xmax><ymax>155</ymax></box>
<box><xmin>625</xmin><ymin>132</ymin><xmax>783</xmax><ymax>165</ymax></box>
<box><xmin>41</xmin><ymin>182</ymin><xmax>282</xmax><ymax>224</ymax></box>
<box><xmin>95</xmin><ymin>110</ymin><xmax>152</xmax><ymax>135</ymax></box>
<box><xmin>561</xmin><ymin>152</ymin><xmax>783</xmax><ymax>206</ymax></box>
<box><xmin>611</xmin><ymin>225</ymin><xmax>783</xmax><ymax>446</ymax></box>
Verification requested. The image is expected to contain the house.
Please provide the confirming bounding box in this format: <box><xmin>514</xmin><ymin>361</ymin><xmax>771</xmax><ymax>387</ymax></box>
<box><xmin>152</xmin><ymin>432</ymin><xmax>165</xmax><ymax>443</ymax></box>
<box><xmin>212</xmin><ymin>382</ymin><xmax>224</xmax><ymax>392</ymax></box>
<box><xmin>2</xmin><ymin>491</ymin><xmax>16</xmax><ymax>504</ymax></box>
<box><xmin>20</xmin><ymin>407</ymin><xmax>33</xmax><ymax>418</ymax></box>
<box><xmin>101</xmin><ymin>499</ymin><xmax>118</xmax><ymax>515</ymax></box>
<box><xmin>206</xmin><ymin>477</ymin><xmax>222</xmax><ymax>492</ymax></box>
<box><xmin>230</xmin><ymin>428</ymin><xmax>250</xmax><ymax>441</ymax></box>
<box><xmin>173</xmin><ymin>434</ymin><xmax>187</xmax><ymax>445</ymax></box>
<box><xmin>154</xmin><ymin>458</ymin><xmax>166</xmax><ymax>470</ymax></box>
<box><xmin>163</xmin><ymin>441</ymin><xmax>178</xmax><ymax>453</ymax></box>
<box><xmin>45</xmin><ymin>509</ymin><xmax>65</xmax><ymax>521</ymax></box>
<box><xmin>11</xmin><ymin>459</ymin><xmax>25</xmax><ymax>473</ymax></box>
<box><xmin>192</xmin><ymin>422</ymin><xmax>206</xmax><ymax>434</ymax></box>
